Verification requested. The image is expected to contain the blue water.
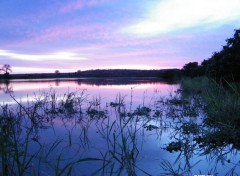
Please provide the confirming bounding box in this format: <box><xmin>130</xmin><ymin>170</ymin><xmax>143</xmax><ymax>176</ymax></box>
<box><xmin>0</xmin><ymin>78</ymin><xmax>239</xmax><ymax>175</ymax></box>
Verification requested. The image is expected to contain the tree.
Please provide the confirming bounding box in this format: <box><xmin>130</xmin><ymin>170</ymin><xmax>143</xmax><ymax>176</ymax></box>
<box><xmin>182</xmin><ymin>62</ymin><xmax>201</xmax><ymax>77</ymax></box>
<box><xmin>160</xmin><ymin>69</ymin><xmax>181</xmax><ymax>80</ymax></box>
<box><xmin>0</xmin><ymin>64</ymin><xmax>12</xmax><ymax>79</ymax></box>
<box><xmin>2</xmin><ymin>64</ymin><xmax>12</xmax><ymax>74</ymax></box>
<box><xmin>203</xmin><ymin>29</ymin><xmax>240</xmax><ymax>81</ymax></box>
<box><xmin>55</xmin><ymin>70</ymin><xmax>60</xmax><ymax>74</ymax></box>
<box><xmin>181</xmin><ymin>29</ymin><xmax>240</xmax><ymax>82</ymax></box>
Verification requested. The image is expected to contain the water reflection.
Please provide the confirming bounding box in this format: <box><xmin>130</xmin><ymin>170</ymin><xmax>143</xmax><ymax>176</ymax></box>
<box><xmin>0</xmin><ymin>78</ymin><xmax>175</xmax><ymax>90</ymax></box>
<box><xmin>0</xmin><ymin>80</ymin><xmax>13</xmax><ymax>94</ymax></box>
<box><xmin>0</xmin><ymin>78</ymin><xmax>239</xmax><ymax>175</ymax></box>
<box><xmin>0</xmin><ymin>78</ymin><xmax>177</xmax><ymax>106</ymax></box>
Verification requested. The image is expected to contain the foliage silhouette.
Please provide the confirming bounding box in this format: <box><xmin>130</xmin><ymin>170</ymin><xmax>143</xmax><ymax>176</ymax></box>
<box><xmin>0</xmin><ymin>64</ymin><xmax>12</xmax><ymax>79</ymax></box>
<box><xmin>182</xmin><ymin>29</ymin><xmax>240</xmax><ymax>82</ymax></box>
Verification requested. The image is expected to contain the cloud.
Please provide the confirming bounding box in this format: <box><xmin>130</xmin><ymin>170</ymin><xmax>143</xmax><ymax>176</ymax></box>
<box><xmin>12</xmin><ymin>66</ymin><xmax>74</xmax><ymax>74</ymax></box>
<box><xmin>0</xmin><ymin>49</ymin><xmax>88</xmax><ymax>61</ymax></box>
<box><xmin>124</xmin><ymin>0</ymin><xmax>240</xmax><ymax>37</ymax></box>
<box><xmin>97</xmin><ymin>64</ymin><xmax>161</xmax><ymax>70</ymax></box>
<box><xmin>59</xmin><ymin>0</ymin><xmax>110</xmax><ymax>13</ymax></box>
<box><xmin>6</xmin><ymin>22</ymin><xmax>115</xmax><ymax>48</ymax></box>
<box><xmin>38</xmin><ymin>24</ymin><xmax>112</xmax><ymax>41</ymax></box>
<box><xmin>99</xmin><ymin>48</ymin><xmax>175</xmax><ymax>59</ymax></box>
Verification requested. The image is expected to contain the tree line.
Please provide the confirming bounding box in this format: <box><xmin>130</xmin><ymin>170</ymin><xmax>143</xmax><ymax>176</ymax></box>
<box><xmin>182</xmin><ymin>29</ymin><xmax>240</xmax><ymax>82</ymax></box>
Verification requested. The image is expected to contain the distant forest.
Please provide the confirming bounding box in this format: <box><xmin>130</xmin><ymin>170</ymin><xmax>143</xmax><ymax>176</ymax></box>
<box><xmin>5</xmin><ymin>69</ymin><xmax>181</xmax><ymax>80</ymax></box>
<box><xmin>182</xmin><ymin>29</ymin><xmax>240</xmax><ymax>82</ymax></box>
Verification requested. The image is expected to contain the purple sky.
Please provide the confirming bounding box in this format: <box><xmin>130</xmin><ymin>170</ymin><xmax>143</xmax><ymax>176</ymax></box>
<box><xmin>0</xmin><ymin>0</ymin><xmax>240</xmax><ymax>73</ymax></box>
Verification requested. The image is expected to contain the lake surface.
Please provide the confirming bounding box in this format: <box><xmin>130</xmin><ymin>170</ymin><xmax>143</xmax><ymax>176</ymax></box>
<box><xmin>0</xmin><ymin>78</ymin><xmax>176</xmax><ymax>105</ymax></box>
<box><xmin>0</xmin><ymin>78</ymin><xmax>239</xmax><ymax>175</ymax></box>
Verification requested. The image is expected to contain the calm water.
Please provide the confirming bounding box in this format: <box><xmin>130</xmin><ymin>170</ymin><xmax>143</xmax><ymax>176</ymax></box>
<box><xmin>0</xmin><ymin>78</ymin><xmax>239</xmax><ymax>175</ymax></box>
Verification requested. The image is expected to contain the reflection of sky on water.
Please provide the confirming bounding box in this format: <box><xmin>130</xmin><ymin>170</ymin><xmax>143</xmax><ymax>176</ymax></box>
<box><xmin>0</xmin><ymin>79</ymin><xmax>179</xmax><ymax>106</ymax></box>
<box><xmin>0</xmin><ymin>78</ymin><xmax>179</xmax><ymax>174</ymax></box>
<box><xmin>1</xmin><ymin>78</ymin><xmax>238</xmax><ymax>175</ymax></box>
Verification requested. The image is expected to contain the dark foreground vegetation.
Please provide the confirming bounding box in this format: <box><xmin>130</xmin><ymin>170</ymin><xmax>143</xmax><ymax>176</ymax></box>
<box><xmin>181</xmin><ymin>77</ymin><xmax>240</xmax><ymax>150</ymax></box>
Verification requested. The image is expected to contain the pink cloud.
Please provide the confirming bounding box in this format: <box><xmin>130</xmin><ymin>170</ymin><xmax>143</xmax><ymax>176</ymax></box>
<box><xmin>59</xmin><ymin>0</ymin><xmax>111</xmax><ymax>13</ymax></box>
<box><xmin>39</xmin><ymin>24</ymin><xmax>112</xmax><ymax>41</ymax></box>
<box><xmin>99</xmin><ymin>49</ymin><xmax>175</xmax><ymax>59</ymax></box>
<box><xmin>6</xmin><ymin>23</ymin><xmax>114</xmax><ymax>48</ymax></box>
<box><xmin>60</xmin><ymin>1</ymin><xmax>84</xmax><ymax>13</ymax></box>
<box><xmin>69</xmin><ymin>34</ymin><xmax>193</xmax><ymax>52</ymax></box>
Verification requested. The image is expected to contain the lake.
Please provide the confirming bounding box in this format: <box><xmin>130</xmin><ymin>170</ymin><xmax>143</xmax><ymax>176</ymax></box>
<box><xmin>0</xmin><ymin>78</ymin><xmax>239</xmax><ymax>176</ymax></box>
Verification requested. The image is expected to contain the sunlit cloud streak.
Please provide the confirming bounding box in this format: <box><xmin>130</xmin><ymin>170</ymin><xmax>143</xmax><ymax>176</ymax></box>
<box><xmin>12</xmin><ymin>66</ymin><xmax>74</xmax><ymax>74</ymax></box>
<box><xmin>0</xmin><ymin>50</ymin><xmax>88</xmax><ymax>61</ymax></box>
<box><xmin>125</xmin><ymin>0</ymin><xmax>240</xmax><ymax>37</ymax></box>
<box><xmin>97</xmin><ymin>65</ymin><xmax>164</xmax><ymax>70</ymax></box>
<box><xmin>97</xmin><ymin>49</ymin><xmax>177</xmax><ymax>59</ymax></box>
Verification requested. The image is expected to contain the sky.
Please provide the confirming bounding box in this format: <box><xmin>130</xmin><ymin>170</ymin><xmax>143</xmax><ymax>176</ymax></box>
<box><xmin>0</xmin><ymin>0</ymin><xmax>240</xmax><ymax>74</ymax></box>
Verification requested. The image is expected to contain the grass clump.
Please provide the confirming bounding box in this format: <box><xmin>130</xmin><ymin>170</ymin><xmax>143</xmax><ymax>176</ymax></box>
<box><xmin>180</xmin><ymin>77</ymin><xmax>240</xmax><ymax>150</ymax></box>
<box><xmin>180</xmin><ymin>76</ymin><xmax>210</xmax><ymax>94</ymax></box>
<box><xmin>181</xmin><ymin>77</ymin><xmax>240</xmax><ymax>123</ymax></box>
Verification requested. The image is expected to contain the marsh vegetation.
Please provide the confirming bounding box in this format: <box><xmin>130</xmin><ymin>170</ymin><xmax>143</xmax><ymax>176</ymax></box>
<box><xmin>0</xmin><ymin>78</ymin><xmax>240</xmax><ymax>175</ymax></box>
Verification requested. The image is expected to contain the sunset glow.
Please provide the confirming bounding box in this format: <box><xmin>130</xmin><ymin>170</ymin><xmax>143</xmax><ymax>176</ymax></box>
<box><xmin>0</xmin><ymin>0</ymin><xmax>239</xmax><ymax>73</ymax></box>
<box><xmin>125</xmin><ymin>0</ymin><xmax>240</xmax><ymax>36</ymax></box>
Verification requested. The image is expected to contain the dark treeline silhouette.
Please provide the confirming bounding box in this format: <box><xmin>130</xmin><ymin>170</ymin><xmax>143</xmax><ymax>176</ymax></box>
<box><xmin>182</xmin><ymin>29</ymin><xmax>240</xmax><ymax>82</ymax></box>
<box><xmin>6</xmin><ymin>69</ymin><xmax>180</xmax><ymax>80</ymax></box>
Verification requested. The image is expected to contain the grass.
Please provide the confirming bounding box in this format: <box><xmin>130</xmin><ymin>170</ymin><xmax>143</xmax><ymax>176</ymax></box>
<box><xmin>181</xmin><ymin>77</ymin><xmax>240</xmax><ymax>145</ymax></box>
<box><xmin>0</xmin><ymin>91</ymin><xmax>103</xmax><ymax>175</ymax></box>
<box><xmin>180</xmin><ymin>77</ymin><xmax>240</xmax><ymax>122</ymax></box>
<box><xmin>174</xmin><ymin>77</ymin><xmax>240</xmax><ymax>175</ymax></box>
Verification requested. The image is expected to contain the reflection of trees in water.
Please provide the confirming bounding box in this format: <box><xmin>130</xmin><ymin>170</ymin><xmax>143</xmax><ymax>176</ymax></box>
<box><xmin>7</xmin><ymin>78</ymin><xmax>174</xmax><ymax>89</ymax></box>
<box><xmin>54</xmin><ymin>79</ymin><xmax>60</xmax><ymax>86</ymax></box>
<box><xmin>74</xmin><ymin>78</ymin><xmax>174</xmax><ymax>86</ymax></box>
<box><xmin>0</xmin><ymin>80</ymin><xmax>13</xmax><ymax>94</ymax></box>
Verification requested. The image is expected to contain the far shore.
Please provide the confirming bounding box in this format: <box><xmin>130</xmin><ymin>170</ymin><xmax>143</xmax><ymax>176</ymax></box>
<box><xmin>0</xmin><ymin>69</ymin><xmax>181</xmax><ymax>80</ymax></box>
